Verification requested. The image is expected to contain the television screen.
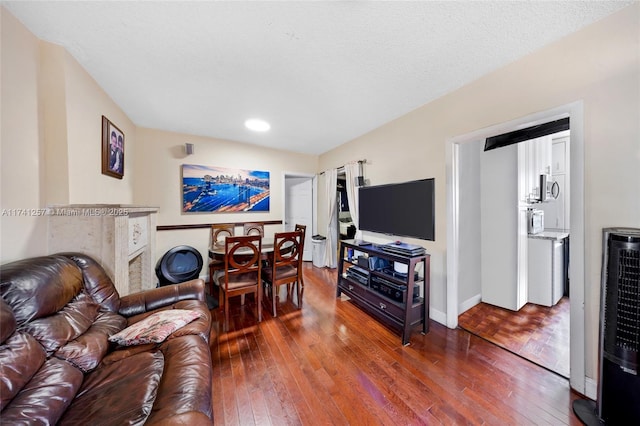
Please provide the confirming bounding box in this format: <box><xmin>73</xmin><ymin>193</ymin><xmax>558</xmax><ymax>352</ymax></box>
<box><xmin>358</xmin><ymin>178</ymin><xmax>435</xmax><ymax>241</ymax></box>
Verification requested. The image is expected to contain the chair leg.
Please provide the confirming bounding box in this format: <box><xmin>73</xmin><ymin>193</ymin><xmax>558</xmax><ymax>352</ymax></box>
<box><xmin>272</xmin><ymin>284</ymin><xmax>277</xmax><ymax>317</ymax></box>
<box><xmin>224</xmin><ymin>292</ymin><xmax>230</xmax><ymax>331</ymax></box>
<box><xmin>257</xmin><ymin>285</ymin><xmax>262</xmax><ymax>322</ymax></box>
<box><xmin>297</xmin><ymin>280</ymin><xmax>304</xmax><ymax>309</ymax></box>
<box><xmin>261</xmin><ymin>280</ymin><xmax>269</xmax><ymax>316</ymax></box>
<box><xmin>209</xmin><ymin>265</ymin><xmax>214</xmax><ymax>295</ymax></box>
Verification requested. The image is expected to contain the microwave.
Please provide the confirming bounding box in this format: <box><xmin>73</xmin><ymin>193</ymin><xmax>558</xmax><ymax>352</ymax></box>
<box><xmin>528</xmin><ymin>209</ymin><xmax>544</xmax><ymax>234</ymax></box>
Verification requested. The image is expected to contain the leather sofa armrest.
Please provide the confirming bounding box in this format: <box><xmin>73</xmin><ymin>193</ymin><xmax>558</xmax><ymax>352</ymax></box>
<box><xmin>118</xmin><ymin>279</ymin><xmax>206</xmax><ymax>318</ymax></box>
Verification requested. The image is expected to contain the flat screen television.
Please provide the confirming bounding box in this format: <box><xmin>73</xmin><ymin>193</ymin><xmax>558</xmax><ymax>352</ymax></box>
<box><xmin>358</xmin><ymin>178</ymin><xmax>435</xmax><ymax>241</ymax></box>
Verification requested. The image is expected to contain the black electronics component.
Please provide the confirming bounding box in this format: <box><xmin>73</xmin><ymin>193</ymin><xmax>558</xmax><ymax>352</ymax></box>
<box><xmin>380</xmin><ymin>241</ymin><xmax>426</xmax><ymax>257</ymax></box>
<box><xmin>368</xmin><ymin>256</ymin><xmax>390</xmax><ymax>272</ymax></box>
<box><xmin>382</xmin><ymin>268</ymin><xmax>420</xmax><ymax>281</ymax></box>
<box><xmin>370</xmin><ymin>275</ymin><xmax>419</xmax><ymax>304</ymax></box>
<box><xmin>357</xmin><ymin>256</ymin><xmax>369</xmax><ymax>269</ymax></box>
<box><xmin>346</xmin><ymin>266</ymin><xmax>369</xmax><ymax>286</ymax></box>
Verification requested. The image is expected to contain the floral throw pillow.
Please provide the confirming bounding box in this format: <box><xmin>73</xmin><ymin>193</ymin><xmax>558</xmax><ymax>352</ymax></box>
<box><xmin>108</xmin><ymin>309</ymin><xmax>202</xmax><ymax>346</ymax></box>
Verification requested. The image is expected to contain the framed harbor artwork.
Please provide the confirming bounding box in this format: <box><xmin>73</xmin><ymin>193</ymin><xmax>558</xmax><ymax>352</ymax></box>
<box><xmin>182</xmin><ymin>164</ymin><xmax>270</xmax><ymax>213</ymax></box>
<box><xmin>101</xmin><ymin>115</ymin><xmax>124</xmax><ymax>179</ymax></box>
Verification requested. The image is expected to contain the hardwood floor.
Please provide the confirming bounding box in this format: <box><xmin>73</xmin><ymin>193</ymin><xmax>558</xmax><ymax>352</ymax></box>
<box><xmin>209</xmin><ymin>263</ymin><xmax>583</xmax><ymax>425</ymax></box>
<box><xmin>458</xmin><ymin>298</ymin><xmax>570</xmax><ymax>378</ymax></box>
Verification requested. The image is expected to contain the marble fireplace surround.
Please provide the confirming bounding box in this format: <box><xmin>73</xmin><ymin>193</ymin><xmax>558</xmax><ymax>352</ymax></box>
<box><xmin>48</xmin><ymin>205</ymin><xmax>158</xmax><ymax>297</ymax></box>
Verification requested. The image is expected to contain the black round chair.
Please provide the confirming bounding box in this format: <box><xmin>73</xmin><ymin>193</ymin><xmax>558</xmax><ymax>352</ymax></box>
<box><xmin>155</xmin><ymin>245</ymin><xmax>203</xmax><ymax>286</ymax></box>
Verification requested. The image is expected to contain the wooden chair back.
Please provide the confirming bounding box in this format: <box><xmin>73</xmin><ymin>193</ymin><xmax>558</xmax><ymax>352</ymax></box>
<box><xmin>243</xmin><ymin>222</ymin><xmax>264</xmax><ymax>236</ymax></box>
<box><xmin>211</xmin><ymin>223</ymin><xmax>235</xmax><ymax>246</ymax></box>
<box><xmin>272</xmin><ymin>231</ymin><xmax>302</xmax><ymax>269</ymax></box>
<box><xmin>294</xmin><ymin>223</ymin><xmax>307</xmax><ymax>255</ymax></box>
<box><xmin>208</xmin><ymin>223</ymin><xmax>236</xmax><ymax>292</ymax></box>
<box><xmin>223</xmin><ymin>235</ymin><xmax>262</xmax><ymax>279</ymax></box>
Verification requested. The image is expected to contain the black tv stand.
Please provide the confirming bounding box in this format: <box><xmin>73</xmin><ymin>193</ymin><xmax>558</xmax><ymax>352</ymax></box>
<box><xmin>337</xmin><ymin>239</ymin><xmax>430</xmax><ymax>345</ymax></box>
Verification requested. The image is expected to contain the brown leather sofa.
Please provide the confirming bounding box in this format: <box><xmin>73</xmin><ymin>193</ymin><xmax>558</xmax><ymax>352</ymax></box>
<box><xmin>0</xmin><ymin>253</ymin><xmax>214</xmax><ymax>425</ymax></box>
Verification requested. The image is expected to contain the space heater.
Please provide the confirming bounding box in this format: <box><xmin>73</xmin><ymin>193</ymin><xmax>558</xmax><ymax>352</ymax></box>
<box><xmin>575</xmin><ymin>228</ymin><xmax>640</xmax><ymax>425</ymax></box>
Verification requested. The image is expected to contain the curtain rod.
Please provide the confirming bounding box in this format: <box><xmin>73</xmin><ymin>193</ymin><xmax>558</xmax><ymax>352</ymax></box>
<box><xmin>319</xmin><ymin>159</ymin><xmax>366</xmax><ymax>175</ymax></box>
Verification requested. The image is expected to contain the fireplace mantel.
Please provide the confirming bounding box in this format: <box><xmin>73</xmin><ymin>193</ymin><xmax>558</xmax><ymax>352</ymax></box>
<box><xmin>48</xmin><ymin>205</ymin><xmax>158</xmax><ymax>296</ymax></box>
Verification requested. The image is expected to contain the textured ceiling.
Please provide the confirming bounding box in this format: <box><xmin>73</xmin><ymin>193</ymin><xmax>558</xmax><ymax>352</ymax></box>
<box><xmin>3</xmin><ymin>1</ymin><xmax>634</xmax><ymax>155</ymax></box>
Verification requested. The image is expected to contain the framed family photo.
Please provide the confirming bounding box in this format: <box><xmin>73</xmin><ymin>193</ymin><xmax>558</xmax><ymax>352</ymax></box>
<box><xmin>101</xmin><ymin>115</ymin><xmax>124</xmax><ymax>179</ymax></box>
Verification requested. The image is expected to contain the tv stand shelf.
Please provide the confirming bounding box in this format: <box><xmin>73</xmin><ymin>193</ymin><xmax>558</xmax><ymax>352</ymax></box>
<box><xmin>337</xmin><ymin>239</ymin><xmax>430</xmax><ymax>345</ymax></box>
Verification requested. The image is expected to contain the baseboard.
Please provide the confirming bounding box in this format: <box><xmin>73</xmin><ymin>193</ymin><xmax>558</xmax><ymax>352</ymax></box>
<box><xmin>430</xmin><ymin>307</ymin><xmax>446</xmax><ymax>326</ymax></box>
<box><xmin>585</xmin><ymin>376</ymin><xmax>597</xmax><ymax>400</ymax></box>
<box><xmin>459</xmin><ymin>294</ymin><xmax>482</xmax><ymax>315</ymax></box>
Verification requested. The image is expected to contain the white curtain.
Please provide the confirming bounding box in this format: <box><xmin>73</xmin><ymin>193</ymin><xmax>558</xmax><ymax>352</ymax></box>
<box><xmin>344</xmin><ymin>161</ymin><xmax>360</xmax><ymax>239</ymax></box>
<box><xmin>324</xmin><ymin>168</ymin><xmax>338</xmax><ymax>268</ymax></box>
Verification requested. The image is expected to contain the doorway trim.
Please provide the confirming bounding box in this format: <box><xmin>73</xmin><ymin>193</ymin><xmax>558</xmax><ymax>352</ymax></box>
<box><xmin>446</xmin><ymin>101</ymin><xmax>586</xmax><ymax>394</ymax></box>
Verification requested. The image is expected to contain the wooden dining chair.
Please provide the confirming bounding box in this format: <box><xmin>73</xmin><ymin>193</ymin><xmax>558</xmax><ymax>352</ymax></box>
<box><xmin>208</xmin><ymin>223</ymin><xmax>235</xmax><ymax>293</ymax></box>
<box><xmin>243</xmin><ymin>222</ymin><xmax>264</xmax><ymax>236</ymax></box>
<box><xmin>214</xmin><ymin>235</ymin><xmax>262</xmax><ymax>329</ymax></box>
<box><xmin>294</xmin><ymin>224</ymin><xmax>307</xmax><ymax>305</ymax></box>
<box><xmin>263</xmin><ymin>230</ymin><xmax>302</xmax><ymax>317</ymax></box>
<box><xmin>294</xmin><ymin>223</ymin><xmax>306</xmax><ymax>243</ymax></box>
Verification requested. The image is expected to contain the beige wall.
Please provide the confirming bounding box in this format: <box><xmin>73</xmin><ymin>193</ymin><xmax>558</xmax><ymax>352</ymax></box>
<box><xmin>1</xmin><ymin>8</ymin><xmax>135</xmax><ymax>263</ymax></box>
<box><xmin>0</xmin><ymin>8</ymin><xmax>47</xmax><ymax>262</ymax></box>
<box><xmin>37</xmin><ymin>41</ymin><xmax>136</xmax><ymax>205</ymax></box>
<box><xmin>40</xmin><ymin>42</ymin><xmax>70</xmax><ymax>205</ymax></box>
<box><xmin>134</xmin><ymin>127</ymin><xmax>318</xmax><ymax>270</ymax></box>
<box><xmin>63</xmin><ymin>47</ymin><xmax>136</xmax><ymax>204</ymax></box>
<box><xmin>319</xmin><ymin>4</ymin><xmax>640</xmax><ymax>380</ymax></box>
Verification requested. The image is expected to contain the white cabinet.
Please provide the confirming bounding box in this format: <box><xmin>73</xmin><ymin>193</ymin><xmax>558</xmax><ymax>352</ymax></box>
<box><xmin>528</xmin><ymin>237</ymin><xmax>565</xmax><ymax>307</ymax></box>
<box><xmin>523</xmin><ymin>136</ymin><xmax>552</xmax><ymax>202</ymax></box>
<box><xmin>550</xmin><ymin>135</ymin><xmax>570</xmax><ymax>229</ymax></box>
<box><xmin>552</xmin><ymin>139</ymin><xmax>567</xmax><ymax>174</ymax></box>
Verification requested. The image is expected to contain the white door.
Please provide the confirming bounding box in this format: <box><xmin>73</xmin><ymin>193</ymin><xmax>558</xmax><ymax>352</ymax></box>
<box><xmin>285</xmin><ymin>176</ymin><xmax>313</xmax><ymax>261</ymax></box>
<box><xmin>480</xmin><ymin>143</ymin><xmax>526</xmax><ymax>311</ymax></box>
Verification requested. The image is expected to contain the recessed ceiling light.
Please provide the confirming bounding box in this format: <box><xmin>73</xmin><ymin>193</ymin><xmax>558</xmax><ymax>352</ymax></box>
<box><xmin>244</xmin><ymin>118</ymin><xmax>271</xmax><ymax>132</ymax></box>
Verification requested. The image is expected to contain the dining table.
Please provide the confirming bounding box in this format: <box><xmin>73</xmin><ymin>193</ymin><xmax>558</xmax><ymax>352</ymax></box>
<box><xmin>208</xmin><ymin>237</ymin><xmax>292</xmax><ymax>263</ymax></box>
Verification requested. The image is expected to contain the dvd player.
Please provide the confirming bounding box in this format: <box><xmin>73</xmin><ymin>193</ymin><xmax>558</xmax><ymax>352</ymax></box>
<box><xmin>382</xmin><ymin>268</ymin><xmax>419</xmax><ymax>281</ymax></box>
<box><xmin>346</xmin><ymin>266</ymin><xmax>369</xmax><ymax>286</ymax></box>
<box><xmin>370</xmin><ymin>275</ymin><xmax>419</xmax><ymax>304</ymax></box>
<box><xmin>380</xmin><ymin>242</ymin><xmax>425</xmax><ymax>257</ymax></box>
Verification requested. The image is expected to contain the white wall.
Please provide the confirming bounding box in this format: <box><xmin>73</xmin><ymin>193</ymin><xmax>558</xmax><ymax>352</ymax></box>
<box><xmin>457</xmin><ymin>141</ymin><xmax>482</xmax><ymax>311</ymax></box>
<box><xmin>319</xmin><ymin>4</ymin><xmax>640</xmax><ymax>380</ymax></box>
